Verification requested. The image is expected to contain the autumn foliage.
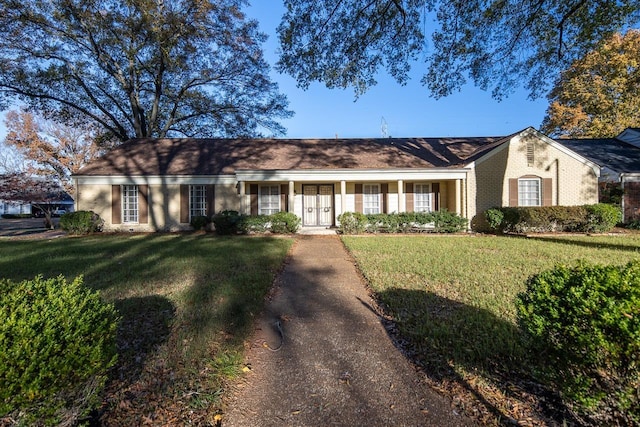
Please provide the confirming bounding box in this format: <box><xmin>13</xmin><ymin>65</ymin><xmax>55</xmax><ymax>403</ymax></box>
<box><xmin>542</xmin><ymin>30</ymin><xmax>640</xmax><ymax>138</ymax></box>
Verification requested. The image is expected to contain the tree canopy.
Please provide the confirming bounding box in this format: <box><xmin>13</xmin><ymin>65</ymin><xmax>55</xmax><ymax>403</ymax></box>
<box><xmin>276</xmin><ymin>0</ymin><xmax>640</xmax><ymax>100</ymax></box>
<box><xmin>0</xmin><ymin>0</ymin><xmax>292</xmax><ymax>142</ymax></box>
<box><xmin>541</xmin><ymin>30</ymin><xmax>640</xmax><ymax>138</ymax></box>
<box><xmin>4</xmin><ymin>109</ymin><xmax>104</xmax><ymax>193</ymax></box>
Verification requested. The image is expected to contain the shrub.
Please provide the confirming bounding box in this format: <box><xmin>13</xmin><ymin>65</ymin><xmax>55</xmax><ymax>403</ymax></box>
<box><xmin>238</xmin><ymin>215</ymin><xmax>271</xmax><ymax>234</ymax></box>
<box><xmin>59</xmin><ymin>210</ymin><xmax>104</xmax><ymax>234</ymax></box>
<box><xmin>431</xmin><ymin>209</ymin><xmax>468</xmax><ymax>232</ymax></box>
<box><xmin>189</xmin><ymin>215</ymin><xmax>211</xmax><ymax>231</ymax></box>
<box><xmin>627</xmin><ymin>219</ymin><xmax>640</xmax><ymax>230</ymax></box>
<box><xmin>516</xmin><ymin>261</ymin><xmax>640</xmax><ymax>424</ymax></box>
<box><xmin>482</xmin><ymin>204</ymin><xmax>620</xmax><ymax>234</ymax></box>
<box><xmin>584</xmin><ymin>203</ymin><xmax>621</xmax><ymax>232</ymax></box>
<box><xmin>484</xmin><ymin>208</ymin><xmax>504</xmax><ymax>231</ymax></box>
<box><xmin>269</xmin><ymin>211</ymin><xmax>301</xmax><ymax>234</ymax></box>
<box><xmin>0</xmin><ymin>275</ymin><xmax>119</xmax><ymax>425</ymax></box>
<box><xmin>338</xmin><ymin>211</ymin><xmax>467</xmax><ymax>234</ymax></box>
<box><xmin>337</xmin><ymin>212</ymin><xmax>367</xmax><ymax>234</ymax></box>
<box><xmin>212</xmin><ymin>210</ymin><xmax>243</xmax><ymax>235</ymax></box>
<box><xmin>1</xmin><ymin>214</ymin><xmax>32</xmax><ymax>219</ymax></box>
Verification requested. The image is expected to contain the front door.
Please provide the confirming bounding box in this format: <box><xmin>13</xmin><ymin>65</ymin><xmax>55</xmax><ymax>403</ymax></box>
<box><xmin>303</xmin><ymin>185</ymin><xmax>333</xmax><ymax>226</ymax></box>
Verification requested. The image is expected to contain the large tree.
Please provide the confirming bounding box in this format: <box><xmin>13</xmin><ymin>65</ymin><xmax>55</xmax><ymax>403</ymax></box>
<box><xmin>541</xmin><ymin>30</ymin><xmax>640</xmax><ymax>138</ymax></box>
<box><xmin>4</xmin><ymin>109</ymin><xmax>104</xmax><ymax>193</ymax></box>
<box><xmin>276</xmin><ymin>0</ymin><xmax>640</xmax><ymax>100</ymax></box>
<box><xmin>0</xmin><ymin>0</ymin><xmax>292</xmax><ymax>141</ymax></box>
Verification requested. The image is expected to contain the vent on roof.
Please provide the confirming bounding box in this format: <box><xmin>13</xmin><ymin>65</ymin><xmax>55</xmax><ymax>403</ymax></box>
<box><xmin>526</xmin><ymin>141</ymin><xmax>535</xmax><ymax>167</ymax></box>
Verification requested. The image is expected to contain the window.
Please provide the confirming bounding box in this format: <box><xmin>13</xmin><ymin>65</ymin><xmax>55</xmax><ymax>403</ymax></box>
<box><xmin>259</xmin><ymin>185</ymin><xmax>280</xmax><ymax>215</ymax></box>
<box><xmin>122</xmin><ymin>185</ymin><xmax>138</xmax><ymax>223</ymax></box>
<box><xmin>190</xmin><ymin>185</ymin><xmax>207</xmax><ymax>219</ymax></box>
<box><xmin>363</xmin><ymin>184</ymin><xmax>380</xmax><ymax>214</ymax></box>
<box><xmin>414</xmin><ymin>183</ymin><xmax>432</xmax><ymax>212</ymax></box>
<box><xmin>518</xmin><ymin>178</ymin><xmax>541</xmax><ymax>206</ymax></box>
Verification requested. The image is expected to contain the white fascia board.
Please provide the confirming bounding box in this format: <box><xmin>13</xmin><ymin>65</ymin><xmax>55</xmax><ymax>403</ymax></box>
<box><xmin>234</xmin><ymin>168</ymin><xmax>470</xmax><ymax>182</ymax></box>
<box><xmin>621</xmin><ymin>173</ymin><xmax>640</xmax><ymax>183</ymax></box>
<box><xmin>74</xmin><ymin>175</ymin><xmax>237</xmax><ymax>185</ymax></box>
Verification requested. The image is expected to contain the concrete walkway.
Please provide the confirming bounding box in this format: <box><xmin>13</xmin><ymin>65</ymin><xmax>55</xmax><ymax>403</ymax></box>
<box><xmin>223</xmin><ymin>235</ymin><xmax>475</xmax><ymax>427</ymax></box>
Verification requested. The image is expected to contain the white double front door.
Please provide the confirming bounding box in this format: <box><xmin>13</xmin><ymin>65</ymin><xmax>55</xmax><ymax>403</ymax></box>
<box><xmin>302</xmin><ymin>185</ymin><xmax>333</xmax><ymax>226</ymax></box>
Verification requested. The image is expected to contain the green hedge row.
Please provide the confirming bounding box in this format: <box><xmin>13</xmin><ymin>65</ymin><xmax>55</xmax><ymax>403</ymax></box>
<box><xmin>517</xmin><ymin>261</ymin><xmax>640</xmax><ymax>424</ymax></box>
<box><xmin>0</xmin><ymin>214</ymin><xmax>33</xmax><ymax>219</ymax></box>
<box><xmin>208</xmin><ymin>210</ymin><xmax>301</xmax><ymax>235</ymax></box>
<box><xmin>0</xmin><ymin>275</ymin><xmax>119</xmax><ymax>426</ymax></box>
<box><xmin>337</xmin><ymin>211</ymin><xmax>468</xmax><ymax>234</ymax></box>
<box><xmin>484</xmin><ymin>204</ymin><xmax>621</xmax><ymax>234</ymax></box>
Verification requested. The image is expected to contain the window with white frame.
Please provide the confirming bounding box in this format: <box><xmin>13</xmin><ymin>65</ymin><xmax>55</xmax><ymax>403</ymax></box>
<box><xmin>414</xmin><ymin>183</ymin><xmax>432</xmax><ymax>212</ymax></box>
<box><xmin>259</xmin><ymin>185</ymin><xmax>280</xmax><ymax>215</ymax></box>
<box><xmin>518</xmin><ymin>178</ymin><xmax>541</xmax><ymax>206</ymax></box>
<box><xmin>190</xmin><ymin>185</ymin><xmax>207</xmax><ymax>219</ymax></box>
<box><xmin>363</xmin><ymin>184</ymin><xmax>380</xmax><ymax>214</ymax></box>
<box><xmin>122</xmin><ymin>185</ymin><xmax>139</xmax><ymax>223</ymax></box>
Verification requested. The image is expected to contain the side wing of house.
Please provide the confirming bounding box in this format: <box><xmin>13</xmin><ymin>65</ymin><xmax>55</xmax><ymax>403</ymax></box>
<box><xmin>467</xmin><ymin>128</ymin><xmax>600</xmax><ymax>228</ymax></box>
<box><xmin>75</xmin><ymin>176</ymin><xmax>241</xmax><ymax>232</ymax></box>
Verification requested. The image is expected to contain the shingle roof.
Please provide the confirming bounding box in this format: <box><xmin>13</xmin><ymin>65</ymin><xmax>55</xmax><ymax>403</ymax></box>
<box><xmin>75</xmin><ymin>135</ymin><xmax>511</xmax><ymax>176</ymax></box>
<box><xmin>556</xmin><ymin>137</ymin><xmax>640</xmax><ymax>174</ymax></box>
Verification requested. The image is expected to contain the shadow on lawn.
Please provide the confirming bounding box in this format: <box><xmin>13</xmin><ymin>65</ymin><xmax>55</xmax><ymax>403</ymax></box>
<box><xmin>111</xmin><ymin>295</ymin><xmax>176</xmax><ymax>381</ymax></box>
<box><xmin>527</xmin><ymin>235</ymin><xmax>640</xmax><ymax>253</ymax></box>
<box><xmin>375</xmin><ymin>288</ymin><xmax>576</xmax><ymax>425</ymax></box>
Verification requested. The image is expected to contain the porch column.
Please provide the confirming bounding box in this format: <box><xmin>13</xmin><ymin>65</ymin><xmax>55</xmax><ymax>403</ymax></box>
<box><xmin>397</xmin><ymin>179</ymin><xmax>404</xmax><ymax>212</ymax></box>
<box><xmin>288</xmin><ymin>181</ymin><xmax>295</xmax><ymax>213</ymax></box>
<box><xmin>454</xmin><ymin>179</ymin><xmax>462</xmax><ymax>216</ymax></box>
<box><xmin>340</xmin><ymin>180</ymin><xmax>346</xmax><ymax>215</ymax></box>
<box><xmin>238</xmin><ymin>181</ymin><xmax>246</xmax><ymax>215</ymax></box>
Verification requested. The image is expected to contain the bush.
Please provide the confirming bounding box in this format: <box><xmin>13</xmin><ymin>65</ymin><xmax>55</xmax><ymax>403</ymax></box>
<box><xmin>431</xmin><ymin>209</ymin><xmax>468</xmax><ymax>232</ymax></box>
<box><xmin>0</xmin><ymin>275</ymin><xmax>119</xmax><ymax>425</ymax></box>
<box><xmin>269</xmin><ymin>211</ymin><xmax>301</xmax><ymax>234</ymax></box>
<box><xmin>337</xmin><ymin>212</ymin><xmax>367</xmax><ymax>234</ymax></box>
<box><xmin>584</xmin><ymin>203</ymin><xmax>621</xmax><ymax>232</ymax></box>
<box><xmin>516</xmin><ymin>261</ymin><xmax>640</xmax><ymax>424</ymax></box>
<box><xmin>59</xmin><ymin>210</ymin><xmax>104</xmax><ymax>234</ymax></box>
<box><xmin>238</xmin><ymin>215</ymin><xmax>271</xmax><ymax>234</ymax></box>
<box><xmin>483</xmin><ymin>204</ymin><xmax>620</xmax><ymax>234</ymax></box>
<box><xmin>212</xmin><ymin>210</ymin><xmax>243</xmax><ymax>235</ymax></box>
<box><xmin>0</xmin><ymin>214</ymin><xmax>33</xmax><ymax>219</ymax></box>
<box><xmin>484</xmin><ymin>208</ymin><xmax>504</xmax><ymax>231</ymax></box>
<box><xmin>338</xmin><ymin>211</ymin><xmax>467</xmax><ymax>234</ymax></box>
<box><xmin>189</xmin><ymin>215</ymin><xmax>211</xmax><ymax>231</ymax></box>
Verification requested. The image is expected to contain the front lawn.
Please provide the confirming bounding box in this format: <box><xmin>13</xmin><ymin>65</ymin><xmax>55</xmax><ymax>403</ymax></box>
<box><xmin>342</xmin><ymin>234</ymin><xmax>640</xmax><ymax>425</ymax></box>
<box><xmin>0</xmin><ymin>234</ymin><xmax>293</xmax><ymax>425</ymax></box>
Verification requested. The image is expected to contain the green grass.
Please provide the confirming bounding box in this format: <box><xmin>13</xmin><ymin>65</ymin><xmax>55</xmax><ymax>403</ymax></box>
<box><xmin>342</xmin><ymin>234</ymin><xmax>640</xmax><ymax>423</ymax></box>
<box><xmin>0</xmin><ymin>234</ymin><xmax>293</xmax><ymax>424</ymax></box>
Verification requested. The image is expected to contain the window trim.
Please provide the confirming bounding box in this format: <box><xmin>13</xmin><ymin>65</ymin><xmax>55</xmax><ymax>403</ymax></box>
<box><xmin>122</xmin><ymin>184</ymin><xmax>139</xmax><ymax>224</ymax></box>
<box><xmin>259</xmin><ymin>184</ymin><xmax>280</xmax><ymax>215</ymax></box>
<box><xmin>518</xmin><ymin>177</ymin><xmax>541</xmax><ymax>207</ymax></box>
<box><xmin>189</xmin><ymin>185</ymin><xmax>207</xmax><ymax>221</ymax></box>
<box><xmin>363</xmin><ymin>183</ymin><xmax>381</xmax><ymax>215</ymax></box>
<box><xmin>413</xmin><ymin>183</ymin><xmax>432</xmax><ymax>212</ymax></box>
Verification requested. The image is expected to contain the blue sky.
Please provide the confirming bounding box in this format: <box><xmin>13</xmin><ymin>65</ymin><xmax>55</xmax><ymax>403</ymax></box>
<box><xmin>246</xmin><ymin>2</ymin><xmax>549</xmax><ymax>139</ymax></box>
<box><xmin>0</xmin><ymin>2</ymin><xmax>550</xmax><ymax>141</ymax></box>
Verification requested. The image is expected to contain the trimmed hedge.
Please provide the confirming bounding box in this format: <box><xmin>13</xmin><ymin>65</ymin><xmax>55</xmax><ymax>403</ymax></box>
<box><xmin>59</xmin><ymin>210</ymin><xmax>104</xmax><ymax>234</ymax></box>
<box><xmin>484</xmin><ymin>204</ymin><xmax>621</xmax><ymax>234</ymax></box>
<box><xmin>516</xmin><ymin>261</ymin><xmax>640</xmax><ymax>424</ymax></box>
<box><xmin>0</xmin><ymin>275</ymin><xmax>119</xmax><ymax>425</ymax></box>
<box><xmin>337</xmin><ymin>211</ymin><xmax>468</xmax><ymax>234</ymax></box>
<box><xmin>0</xmin><ymin>214</ymin><xmax>33</xmax><ymax>219</ymax></box>
<box><xmin>211</xmin><ymin>211</ymin><xmax>301</xmax><ymax>235</ymax></box>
